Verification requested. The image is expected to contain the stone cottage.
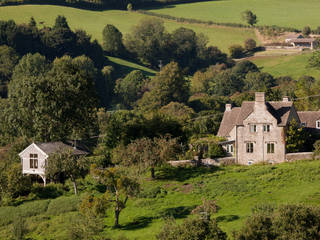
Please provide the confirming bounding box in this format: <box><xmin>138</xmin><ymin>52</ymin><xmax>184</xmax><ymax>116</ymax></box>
<box><xmin>217</xmin><ymin>92</ymin><xmax>320</xmax><ymax>165</ymax></box>
<box><xmin>19</xmin><ymin>141</ymin><xmax>88</xmax><ymax>185</ymax></box>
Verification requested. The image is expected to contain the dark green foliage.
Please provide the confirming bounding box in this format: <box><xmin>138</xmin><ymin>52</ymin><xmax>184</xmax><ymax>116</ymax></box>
<box><xmin>31</xmin><ymin>183</ymin><xmax>66</xmax><ymax>199</ymax></box>
<box><xmin>234</xmin><ymin>204</ymin><xmax>320</xmax><ymax>240</ymax></box>
<box><xmin>157</xmin><ymin>217</ymin><xmax>227</xmax><ymax>240</ymax></box>
<box><xmin>208</xmin><ymin>143</ymin><xmax>225</xmax><ymax>158</ymax></box>
<box><xmin>314</xmin><ymin>140</ymin><xmax>320</xmax><ymax>158</ymax></box>
<box><xmin>243</xmin><ymin>72</ymin><xmax>275</xmax><ymax>91</ymax></box>
<box><xmin>244</xmin><ymin>38</ymin><xmax>257</xmax><ymax>52</ymax></box>
<box><xmin>8</xmin><ymin>54</ymin><xmax>98</xmax><ymax>141</ymax></box>
<box><xmin>102</xmin><ymin>24</ymin><xmax>125</xmax><ymax>56</ymax></box>
<box><xmin>0</xmin><ymin>45</ymin><xmax>19</xmax><ymax>97</ymax></box>
<box><xmin>286</xmin><ymin>119</ymin><xmax>308</xmax><ymax>153</ymax></box>
<box><xmin>302</xmin><ymin>26</ymin><xmax>311</xmax><ymax>36</ymax></box>
<box><xmin>139</xmin><ymin>62</ymin><xmax>190</xmax><ymax>110</ymax></box>
<box><xmin>115</xmin><ymin>70</ymin><xmax>149</xmax><ymax>108</ymax></box>
<box><xmin>53</xmin><ymin>15</ymin><xmax>70</xmax><ymax>29</ymax></box>
<box><xmin>229</xmin><ymin>44</ymin><xmax>245</xmax><ymax>58</ymax></box>
<box><xmin>242</xmin><ymin>10</ymin><xmax>258</xmax><ymax>26</ymax></box>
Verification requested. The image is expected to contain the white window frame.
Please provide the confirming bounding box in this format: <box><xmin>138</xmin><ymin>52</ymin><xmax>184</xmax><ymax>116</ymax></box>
<box><xmin>250</xmin><ymin>124</ymin><xmax>257</xmax><ymax>133</ymax></box>
<box><xmin>316</xmin><ymin>120</ymin><xmax>320</xmax><ymax>129</ymax></box>
<box><xmin>246</xmin><ymin>142</ymin><xmax>254</xmax><ymax>153</ymax></box>
<box><xmin>226</xmin><ymin>144</ymin><xmax>234</xmax><ymax>153</ymax></box>
<box><xmin>263</xmin><ymin>124</ymin><xmax>270</xmax><ymax>132</ymax></box>
<box><xmin>267</xmin><ymin>143</ymin><xmax>275</xmax><ymax>154</ymax></box>
<box><xmin>30</xmin><ymin>153</ymin><xmax>38</xmax><ymax>169</ymax></box>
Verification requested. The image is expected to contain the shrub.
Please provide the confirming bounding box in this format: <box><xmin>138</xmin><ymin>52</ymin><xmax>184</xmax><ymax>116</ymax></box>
<box><xmin>229</xmin><ymin>45</ymin><xmax>245</xmax><ymax>58</ymax></box>
<box><xmin>127</xmin><ymin>3</ymin><xmax>133</xmax><ymax>11</ymax></box>
<box><xmin>11</xmin><ymin>214</ymin><xmax>27</xmax><ymax>240</ymax></box>
<box><xmin>207</xmin><ymin>144</ymin><xmax>226</xmax><ymax>158</ymax></box>
<box><xmin>244</xmin><ymin>38</ymin><xmax>257</xmax><ymax>51</ymax></box>
<box><xmin>313</xmin><ymin>140</ymin><xmax>320</xmax><ymax>158</ymax></box>
<box><xmin>234</xmin><ymin>204</ymin><xmax>320</xmax><ymax>240</ymax></box>
<box><xmin>31</xmin><ymin>183</ymin><xmax>66</xmax><ymax>199</ymax></box>
<box><xmin>46</xmin><ymin>195</ymin><xmax>81</xmax><ymax>216</ymax></box>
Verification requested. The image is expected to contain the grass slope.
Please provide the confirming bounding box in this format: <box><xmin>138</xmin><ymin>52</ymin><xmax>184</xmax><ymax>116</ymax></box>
<box><xmin>147</xmin><ymin>0</ymin><xmax>320</xmax><ymax>29</ymax></box>
<box><xmin>250</xmin><ymin>52</ymin><xmax>320</xmax><ymax>79</ymax></box>
<box><xmin>2</xmin><ymin>160</ymin><xmax>320</xmax><ymax>239</ymax></box>
<box><xmin>0</xmin><ymin>5</ymin><xmax>257</xmax><ymax>52</ymax></box>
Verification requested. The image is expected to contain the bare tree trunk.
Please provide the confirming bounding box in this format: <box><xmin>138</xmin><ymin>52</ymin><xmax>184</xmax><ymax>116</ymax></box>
<box><xmin>114</xmin><ymin>190</ymin><xmax>120</xmax><ymax>227</ymax></box>
<box><xmin>151</xmin><ymin>167</ymin><xmax>155</xmax><ymax>179</ymax></box>
<box><xmin>72</xmin><ymin>179</ymin><xmax>78</xmax><ymax>195</ymax></box>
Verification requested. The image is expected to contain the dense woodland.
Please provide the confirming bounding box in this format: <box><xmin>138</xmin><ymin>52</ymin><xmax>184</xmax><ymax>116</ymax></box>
<box><xmin>0</xmin><ymin>14</ymin><xmax>320</xmax><ymax>239</ymax></box>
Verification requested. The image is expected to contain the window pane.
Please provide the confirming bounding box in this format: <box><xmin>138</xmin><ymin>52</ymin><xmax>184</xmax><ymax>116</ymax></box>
<box><xmin>34</xmin><ymin>159</ymin><xmax>38</xmax><ymax>169</ymax></box>
<box><xmin>30</xmin><ymin>159</ymin><xmax>33</xmax><ymax>168</ymax></box>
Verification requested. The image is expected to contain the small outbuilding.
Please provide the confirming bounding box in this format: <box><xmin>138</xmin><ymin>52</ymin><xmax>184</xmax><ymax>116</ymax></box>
<box><xmin>19</xmin><ymin>141</ymin><xmax>88</xmax><ymax>185</ymax></box>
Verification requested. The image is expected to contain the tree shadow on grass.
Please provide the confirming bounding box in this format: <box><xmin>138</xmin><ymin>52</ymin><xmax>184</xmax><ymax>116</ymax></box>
<box><xmin>158</xmin><ymin>205</ymin><xmax>196</xmax><ymax>219</ymax></box>
<box><xmin>119</xmin><ymin>216</ymin><xmax>154</xmax><ymax>230</ymax></box>
<box><xmin>216</xmin><ymin>215</ymin><xmax>239</xmax><ymax>222</ymax></box>
<box><xmin>156</xmin><ymin>165</ymin><xmax>219</xmax><ymax>181</ymax></box>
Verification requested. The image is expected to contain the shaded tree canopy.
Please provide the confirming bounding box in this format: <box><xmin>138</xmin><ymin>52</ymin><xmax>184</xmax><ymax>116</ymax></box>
<box><xmin>102</xmin><ymin>24</ymin><xmax>125</xmax><ymax>56</ymax></box>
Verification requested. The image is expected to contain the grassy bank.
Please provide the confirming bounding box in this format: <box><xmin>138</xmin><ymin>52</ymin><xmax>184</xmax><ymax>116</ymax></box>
<box><xmin>250</xmin><ymin>52</ymin><xmax>320</xmax><ymax>79</ymax></box>
<box><xmin>1</xmin><ymin>159</ymin><xmax>320</xmax><ymax>239</ymax></box>
<box><xmin>146</xmin><ymin>0</ymin><xmax>320</xmax><ymax>29</ymax></box>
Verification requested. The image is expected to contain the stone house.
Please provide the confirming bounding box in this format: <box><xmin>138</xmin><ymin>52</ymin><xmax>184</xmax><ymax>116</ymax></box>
<box><xmin>19</xmin><ymin>141</ymin><xmax>88</xmax><ymax>185</ymax></box>
<box><xmin>217</xmin><ymin>92</ymin><xmax>320</xmax><ymax>165</ymax></box>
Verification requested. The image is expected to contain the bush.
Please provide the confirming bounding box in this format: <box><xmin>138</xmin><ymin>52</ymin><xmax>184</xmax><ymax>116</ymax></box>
<box><xmin>31</xmin><ymin>183</ymin><xmax>66</xmax><ymax>199</ymax></box>
<box><xmin>229</xmin><ymin>45</ymin><xmax>245</xmax><ymax>58</ymax></box>
<box><xmin>46</xmin><ymin>195</ymin><xmax>81</xmax><ymax>216</ymax></box>
<box><xmin>244</xmin><ymin>38</ymin><xmax>257</xmax><ymax>51</ymax></box>
<box><xmin>234</xmin><ymin>204</ymin><xmax>320</xmax><ymax>240</ymax></box>
<box><xmin>138</xmin><ymin>186</ymin><xmax>167</xmax><ymax>198</ymax></box>
<box><xmin>157</xmin><ymin>217</ymin><xmax>227</xmax><ymax>240</ymax></box>
<box><xmin>207</xmin><ymin>144</ymin><xmax>226</xmax><ymax>158</ymax></box>
<box><xmin>313</xmin><ymin>140</ymin><xmax>320</xmax><ymax>158</ymax></box>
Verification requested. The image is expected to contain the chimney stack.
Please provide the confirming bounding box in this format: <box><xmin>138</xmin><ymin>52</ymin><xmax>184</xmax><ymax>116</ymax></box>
<box><xmin>255</xmin><ymin>92</ymin><xmax>265</xmax><ymax>102</ymax></box>
<box><xmin>254</xmin><ymin>92</ymin><xmax>266</xmax><ymax>112</ymax></box>
<box><xmin>282</xmin><ymin>96</ymin><xmax>290</xmax><ymax>102</ymax></box>
<box><xmin>225</xmin><ymin>104</ymin><xmax>232</xmax><ymax>111</ymax></box>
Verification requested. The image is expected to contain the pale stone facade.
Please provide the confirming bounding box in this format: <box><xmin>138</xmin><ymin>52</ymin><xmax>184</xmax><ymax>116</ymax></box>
<box><xmin>217</xmin><ymin>92</ymin><xmax>319</xmax><ymax>165</ymax></box>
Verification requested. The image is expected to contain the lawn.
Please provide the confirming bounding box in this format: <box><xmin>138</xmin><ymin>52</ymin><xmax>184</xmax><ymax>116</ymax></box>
<box><xmin>146</xmin><ymin>0</ymin><xmax>320</xmax><ymax>29</ymax></box>
<box><xmin>2</xmin><ymin>160</ymin><xmax>320</xmax><ymax>239</ymax></box>
<box><xmin>0</xmin><ymin>5</ymin><xmax>257</xmax><ymax>53</ymax></box>
<box><xmin>249</xmin><ymin>52</ymin><xmax>320</xmax><ymax>79</ymax></box>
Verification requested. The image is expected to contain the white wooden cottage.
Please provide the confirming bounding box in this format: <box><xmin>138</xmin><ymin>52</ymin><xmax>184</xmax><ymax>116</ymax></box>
<box><xmin>19</xmin><ymin>142</ymin><xmax>88</xmax><ymax>185</ymax></box>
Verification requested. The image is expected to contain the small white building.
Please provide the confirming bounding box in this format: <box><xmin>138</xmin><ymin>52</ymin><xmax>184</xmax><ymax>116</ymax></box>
<box><xmin>19</xmin><ymin>142</ymin><xmax>88</xmax><ymax>185</ymax></box>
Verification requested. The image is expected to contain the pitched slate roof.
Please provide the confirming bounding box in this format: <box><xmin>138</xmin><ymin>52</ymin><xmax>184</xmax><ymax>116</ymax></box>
<box><xmin>297</xmin><ymin>111</ymin><xmax>320</xmax><ymax>129</ymax></box>
<box><xmin>36</xmin><ymin>141</ymin><xmax>88</xmax><ymax>156</ymax></box>
<box><xmin>217</xmin><ymin>107</ymin><xmax>241</xmax><ymax>137</ymax></box>
<box><xmin>289</xmin><ymin>38</ymin><xmax>315</xmax><ymax>43</ymax></box>
<box><xmin>217</xmin><ymin>101</ymin><xmax>294</xmax><ymax>137</ymax></box>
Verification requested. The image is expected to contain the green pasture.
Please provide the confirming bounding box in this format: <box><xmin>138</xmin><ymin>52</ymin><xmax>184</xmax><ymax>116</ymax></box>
<box><xmin>146</xmin><ymin>0</ymin><xmax>320</xmax><ymax>29</ymax></box>
<box><xmin>1</xmin><ymin>160</ymin><xmax>320</xmax><ymax>239</ymax></box>
<box><xmin>250</xmin><ymin>52</ymin><xmax>320</xmax><ymax>79</ymax></box>
<box><xmin>0</xmin><ymin>5</ymin><xmax>257</xmax><ymax>52</ymax></box>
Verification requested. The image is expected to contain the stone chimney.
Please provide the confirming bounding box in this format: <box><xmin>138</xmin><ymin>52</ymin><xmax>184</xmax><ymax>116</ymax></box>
<box><xmin>255</xmin><ymin>92</ymin><xmax>266</xmax><ymax>111</ymax></box>
<box><xmin>282</xmin><ymin>96</ymin><xmax>290</xmax><ymax>102</ymax></box>
<box><xmin>225</xmin><ymin>104</ymin><xmax>232</xmax><ymax>111</ymax></box>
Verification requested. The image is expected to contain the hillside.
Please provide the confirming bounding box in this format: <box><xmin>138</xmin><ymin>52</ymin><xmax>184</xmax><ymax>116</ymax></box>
<box><xmin>249</xmin><ymin>52</ymin><xmax>320</xmax><ymax>79</ymax></box>
<box><xmin>146</xmin><ymin>0</ymin><xmax>320</xmax><ymax>29</ymax></box>
<box><xmin>1</xmin><ymin>159</ymin><xmax>320</xmax><ymax>239</ymax></box>
<box><xmin>0</xmin><ymin>5</ymin><xmax>257</xmax><ymax>53</ymax></box>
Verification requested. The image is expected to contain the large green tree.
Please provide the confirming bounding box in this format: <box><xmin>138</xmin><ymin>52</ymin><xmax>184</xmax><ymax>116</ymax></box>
<box><xmin>139</xmin><ymin>62</ymin><xmax>190</xmax><ymax>110</ymax></box>
<box><xmin>242</xmin><ymin>10</ymin><xmax>258</xmax><ymax>26</ymax></box>
<box><xmin>124</xmin><ymin>18</ymin><xmax>170</xmax><ymax>67</ymax></box>
<box><xmin>102</xmin><ymin>24</ymin><xmax>125</xmax><ymax>56</ymax></box>
<box><xmin>8</xmin><ymin>54</ymin><xmax>98</xmax><ymax>141</ymax></box>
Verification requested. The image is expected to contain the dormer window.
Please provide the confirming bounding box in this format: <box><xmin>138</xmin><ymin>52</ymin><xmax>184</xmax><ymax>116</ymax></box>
<box><xmin>316</xmin><ymin>120</ymin><xmax>320</xmax><ymax>129</ymax></box>
<box><xmin>263</xmin><ymin>124</ymin><xmax>270</xmax><ymax>132</ymax></box>
<box><xmin>250</xmin><ymin>124</ymin><xmax>257</xmax><ymax>133</ymax></box>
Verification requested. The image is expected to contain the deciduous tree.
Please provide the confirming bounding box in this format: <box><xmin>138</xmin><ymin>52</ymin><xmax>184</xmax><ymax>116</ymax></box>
<box><xmin>242</xmin><ymin>10</ymin><xmax>258</xmax><ymax>26</ymax></box>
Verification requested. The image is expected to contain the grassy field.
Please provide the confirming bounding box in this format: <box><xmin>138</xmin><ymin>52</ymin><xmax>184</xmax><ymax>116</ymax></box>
<box><xmin>249</xmin><ymin>52</ymin><xmax>320</xmax><ymax>79</ymax></box>
<box><xmin>0</xmin><ymin>5</ymin><xmax>257</xmax><ymax>53</ymax></box>
<box><xmin>147</xmin><ymin>0</ymin><xmax>320</xmax><ymax>29</ymax></box>
<box><xmin>2</xmin><ymin>160</ymin><xmax>320</xmax><ymax>239</ymax></box>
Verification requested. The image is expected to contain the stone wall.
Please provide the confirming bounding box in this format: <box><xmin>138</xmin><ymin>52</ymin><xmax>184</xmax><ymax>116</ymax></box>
<box><xmin>286</xmin><ymin>152</ymin><xmax>319</xmax><ymax>162</ymax></box>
